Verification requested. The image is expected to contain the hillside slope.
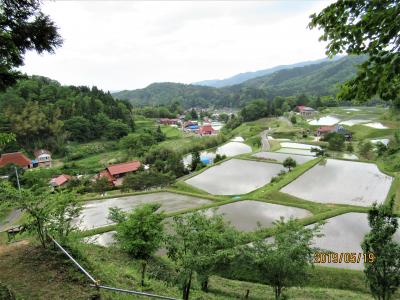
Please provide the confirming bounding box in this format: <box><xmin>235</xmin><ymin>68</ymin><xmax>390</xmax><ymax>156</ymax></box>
<box><xmin>112</xmin><ymin>56</ymin><xmax>365</xmax><ymax>108</ymax></box>
<box><xmin>194</xmin><ymin>56</ymin><xmax>341</xmax><ymax>88</ymax></box>
<box><xmin>230</xmin><ymin>55</ymin><xmax>366</xmax><ymax>98</ymax></box>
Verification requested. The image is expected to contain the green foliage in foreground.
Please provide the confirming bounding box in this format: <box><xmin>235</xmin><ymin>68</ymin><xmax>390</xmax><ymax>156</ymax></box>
<box><xmin>165</xmin><ymin>211</ymin><xmax>241</xmax><ymax>300</ymax></box>
<box><xmin>51</xmin><ymin>241</ymin><xmax>374</xmax><ymax>300</ymax></box>
<box><xmin>309</xmin><ymin>0</ymin><xmax>399</xmax><ymax>105</ymax></box>
<box><xmin>0</xmin><ymin>181</ymin><xmax>81</xmax><ymax>246</ymax></box>
<box><xmin>362</xmin><ymin>199</ymin><xmax>400</xmax><ymax>300</ymax></box>
<box><xmin>109</xmin><ymin>203</ymin><xmax>165</xmax><ymax>287</ymax></box>
<box><xmin>240</xmin><ymin>218</ymin><xmax>322</xmax><ymax>300</ymax></box>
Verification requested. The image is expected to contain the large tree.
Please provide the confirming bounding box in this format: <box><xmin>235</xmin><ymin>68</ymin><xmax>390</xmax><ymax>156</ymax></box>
<box><xmin>245</xmin><ymin>218</ymin><xmax>322</xmax><ymax>300</ymax></box>
<box><xmin>108</xmin><ymin>203</ymin><xmax>165</xmax><ymax>287</ymax></box>
<box><xmin>309</xmin><ymin>0</ymin><xmax>400</xmax><ymax>105</ymax></box>
<box><xmin>362</xmin><ymin>198</ymin><xmax>400</xmax><ymax>300</ymax></box>
<box><xmin>0</xmin><ymin>181</ymin><xmax>81</xmax><ymax>247</ymax></box>
<box><xmin>0</xmin><ymin>0</ymin><xmax>63</xmax><ymax>90</ymax></box>
<box><xmin>165</xmin><ymin>211</ymin><xmax>240</xmax><ymax>300</ymax></box>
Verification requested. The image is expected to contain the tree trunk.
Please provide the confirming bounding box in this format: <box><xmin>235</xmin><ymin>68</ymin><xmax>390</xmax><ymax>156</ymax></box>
<box><xmin>182</xmin><ymin>271</ymin><xmax>193</xmax><ymax>300</ymax></box>
<box><xmin>274</xmin><ymin>286</ymin><xmax>282</xmax><ymax>300</ymax></box>
<box><xmin>245</xmin><ymin>289</ymin><xmax>250</xmax><ymax>299</ymax></box>
<box><xmin>140</xmin><ymin>261</ymin><xmax>147</xmax><ymax>287</ymax></box>
<box><xmin>201</xmin><ymin>279</ymin><xmax>208</xmax><ymax>292</ymax></box>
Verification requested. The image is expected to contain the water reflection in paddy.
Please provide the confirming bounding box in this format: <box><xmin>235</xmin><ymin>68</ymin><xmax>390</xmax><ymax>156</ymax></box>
<box><xmin>182</xmin><ymin>137</ymin><xmax>250</xmax><ymax>167</ymax></box>
<box><xmin>206</xmin><ymin>200</ymin><xmax>311</xmax><ymax>232</ymax></box>
<box><xmin>279</xmin><ymin>142</ymin><xmax>321</xmax><ymax>150</ymax></box>
<box><xmin>281</xmin><ymin>159</ymin><xmax>392</xmax><ymax>206</ymax></box>
<box><xmin>276</xmin><ymin>148</ymin><xmax>316</xmax><ymax>156</ymax></box>
<box><xmin>78</xmin><ymin>192</ymin><xmax>211</xmax><ymax>230</ymax></box>
<box><xmin>185</xmin><ymin>159</ymin><xmax>285</xmax><ymax>195</ymax></box>
<box><xmin>215</xmin><ymin>142</ymin><xmax>252</xmax><ymax>157</ymax></box>
<box><xmin>308</xmin><ymin>116</ymin><xmax>340</xmax><ymax>126</ymax></box>
<box><xmin>253</xmin><ymin>152</ymin><xmax>314</xmax><ymax>164</ymax></box>
<box><xmin>84</xmin><ymin>201</ymin><xmax>312</xmax><ymax>246</ymax></box>
<box><xmin>312</xmin><ymin>213</ymin><xmax>400</xmax><ymax>270</ymax></box>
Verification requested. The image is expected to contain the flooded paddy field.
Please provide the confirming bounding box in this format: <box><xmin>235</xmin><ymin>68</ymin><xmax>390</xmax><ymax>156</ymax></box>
<box><xmin>339</xmin><ymin>119</ymin><xmax>369</xmax><ymax>126</ymax></box>
<box><xmin>216</xmin><ymin>141</ymin><xmax>252</xmax><ymax>157</ymax></box>
<box><xmin>78</xmin><ymin>192</ymin><xmax>212</xmax><ymax>229</ymax></box>
<box><xmin>276</xmin><ymin>148</ymin><xmax>316</xmax><ymax>156</ymax></box>
<box><xmin>252</xmin><ymin>151</ymin><xmax>314</xmax><ymax>165</ymax></box>
<box><xmin>308</xmin><ymin>116</ymin><xmax>340</xmax><ymax>126</ymax></box>
<box><xmin>206</xmin><ymin>200</ymin><xmax>311</xmax><ymax>231</ymax></box>
<box><xmin>363</xmin><ymin>122</ymin><xmax>388</xmax><ymax>129</ymax></box>
<box><xmin>84</xmin><ymin>200</ymin><xmax>312</xmax><ymax>246</ymax></box>
<box><xmin>85</xmin><ymin>231</ymin><xmax>116</xmax><ymax>247</ymax></box>
<box><xmin>312</xmin><ymin>213</ymin><xmax>400</xmax><ymax>270</ymax></box>
<box><xmin>185</xmin><ymin>159</ymin><xmax>285</xmax><ymax>195</ymax></box>
<box><xmin>279</xmin><ymin>142</ymin><xmax>321</xmax><ymax>150</ymax></box>
<box><xmin>281</xmin><ymin>159</ymin><xmax>392</xmax><ymax>206</ymax></box>
<box><xmin>370</xmin><ymin>138</ymin><xmax>390</xmax><ymax>146</ymax></box>
<box><xmin>182</xmin><ymin>138</ymin><xmax>250</xmax><ymax>167</ymax></box>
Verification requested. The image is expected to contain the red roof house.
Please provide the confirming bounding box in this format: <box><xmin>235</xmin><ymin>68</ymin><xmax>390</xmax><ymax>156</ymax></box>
<box><xmin>199</xmin><ymin>124</ymin><xmax>216</xmax><ymax>136</ymax></box>
<box><xmin>50</xmin><ymin>174</ymin><xmax>72</xmax><ymax>187</ymax></box>
<box><xmin>0</xmin><ymin>152</ymin><xmax>32</xmax><ymax>169</ymax></box>
<box><xmin>98</xmin><ymin>160</ymin><xmax>141</xmax><ymax>186</ymax></box>
<box><xmin>295</xmin><ymin>105</ymin><xmax>317</xmax><ymax>118</ymax></box>
<box><xmin>317</xmin><ymin>126</ymin><xmax>335</xmax><ymax>136</ymax></box>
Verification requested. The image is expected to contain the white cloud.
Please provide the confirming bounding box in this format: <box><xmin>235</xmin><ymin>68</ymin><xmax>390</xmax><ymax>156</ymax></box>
<box><xmin>20</xmin><ymin>0</ymin><xmax>334</xmax><ymax>91</ymax></box>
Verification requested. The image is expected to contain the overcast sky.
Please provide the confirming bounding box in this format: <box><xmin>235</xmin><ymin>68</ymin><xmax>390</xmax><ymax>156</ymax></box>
<box><xmin>20</xmin><ymin>1</ymin><xmax>334</xmax><ymax>91</ymax></box>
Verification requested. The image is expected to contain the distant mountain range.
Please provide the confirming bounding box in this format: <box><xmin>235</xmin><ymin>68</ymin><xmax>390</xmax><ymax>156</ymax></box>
<box><xmin>112</xmin><ymin>55</ymin><xmax>366</xmax><ymax>108</ymax></box>
<box><xmin>193</xmin><ymin>56</ymin><xmax>342</xmax><ymax>88</ymax></box>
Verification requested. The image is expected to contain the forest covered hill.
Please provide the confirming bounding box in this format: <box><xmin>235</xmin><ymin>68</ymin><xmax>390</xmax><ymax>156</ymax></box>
<box><xmin>112</xmin><ymin>55</ymin><xmax>366</xmax><ymax>108</ymax></box>
<box><xmin>0</xmin><ymin>76</ymin><xmax>134</xmax><ymax>153</ymax></box>
<box><xmin>193</xmin><ymin>56</ymin><xmax>342</xmax><ymax>88</ymax></box>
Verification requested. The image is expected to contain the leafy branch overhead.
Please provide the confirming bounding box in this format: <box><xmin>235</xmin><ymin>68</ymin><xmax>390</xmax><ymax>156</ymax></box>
<box><xmin>309</xmin><ymin>0</ymin><xmax>400</xmax><ymax>104</ymax></box>
<box><xmin>0</xmin><ymin>0</ymin><xmax>63</xmax><ymax>90</ymax></box>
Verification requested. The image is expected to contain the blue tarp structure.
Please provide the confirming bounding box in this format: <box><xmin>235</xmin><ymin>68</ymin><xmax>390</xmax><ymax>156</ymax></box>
<box><xmin>200</xmin><ymin>157</ymin><xmax>210</xmax><ymax>164</ymax></box>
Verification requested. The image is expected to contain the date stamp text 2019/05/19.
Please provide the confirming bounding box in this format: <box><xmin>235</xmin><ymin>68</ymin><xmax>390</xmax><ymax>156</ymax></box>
<box><xmin>314</xmin><ymin>252</ymin><xmax>376</xmax><ymax>264</ymax></box>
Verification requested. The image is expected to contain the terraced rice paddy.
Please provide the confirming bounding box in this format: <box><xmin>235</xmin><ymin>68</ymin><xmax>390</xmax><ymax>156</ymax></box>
<box><xmin>276</xmin><ymin>148</ymin><xmax>316</xmax><ymax>156</ymax></box>
<box><xmin>312</xmin><ymin>213</ymin><xmax>400</xmax><ymax>270</ymax></box>
<box><xmin>363</xmin><ymin>122</ymin><xmax>388</xmax><ymax>129</ymax></box>
<box><xmin>371</xmin><ymin>138</ymin><xmax>390</xmax><ymax>146</ymax></box>
<box><xmin>308</xmin><ymin>116</ymin><xmax>340</xmax><ymax>126</ymax></box>
<box><xmin>185</xmin><ymin>159</ymin><xmax>285</xmax><ymax>195</ymax></box>
<box><xmin>339</xmin><ymin>119</ymin><xmax>369</xmax><ymax>126</ymax></box>
<box><xmin>206</xmin><ymin>200</ymin><xmax>311</xmax><ymax>231</ymax></box>
<box><xmin>78</xmin><ymin>192</ymin><xmax>212</xmax><ymax>229</ymax></box>
<box><xmin>281</xmin><ymin>159</ymin><xmax>393</xmax><ymax>206</ymax></box>
<box><xmin>216</xmin><ymin>141</ymin><xmax>252</xmax><ymax>157</ymax></box>
<box><xmin>279</xmin><ymin>142</ymin><xmax>321</xmax><ymax>150</ymax></box>
<box><xmin>252</xmin><ymin>151</ymin><xmax>315</xmax><ymax>164</ymax></box>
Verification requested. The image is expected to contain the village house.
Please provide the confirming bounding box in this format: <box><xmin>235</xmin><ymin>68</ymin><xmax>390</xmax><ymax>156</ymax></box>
<box><xmin>0</xmin><ymin>152</ymin><xmax>32</xmax><ymax>169</ymax></box>
<box><xmin>159</xmin><ymin>118</ymin><xmax>180</xmax><ymax>126</ymax></box>
<box><xmin>33</xmin><ymin>149</ymin><xmax>52</xmax><ymax>168</ymax></box>
<box><xmin>317</xmin><ymin>124</ymin><xmax>352</xmax><ymax>140</ymax></box>
<box><xmin>198</xmin><ymin>124</ymin><xmax>216</xmax><ymax>136</ymax></box>
<box><xmin>295</xmin><ymin>105</ymin><xmax>317</xmax><ymax>118</ymax></box>
<box><xmin>183</xmin><ymin>121</ymin><xmax>199</xmax><ymax>133</ymax></box>
<box><xmin>50</xmin><ymin>174</ymin><xmax>72</xmax><ymax>187</ymax></box>
<box><xmin>98</xmin><ymin>160</ymin><xmax>141</xmax><ymax>186</ymax></box>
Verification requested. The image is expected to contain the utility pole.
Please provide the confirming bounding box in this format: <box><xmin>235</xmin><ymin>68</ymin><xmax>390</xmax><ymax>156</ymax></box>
<box><xmin>14</xmin><ymin>166</ymin><xmax>21</xmax><ymax>195</ymax></box>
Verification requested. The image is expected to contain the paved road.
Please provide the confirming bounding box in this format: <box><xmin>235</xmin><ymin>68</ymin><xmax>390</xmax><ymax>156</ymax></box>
<box><xmin>0</xmin><ymin>209</ymin><xmax>21</xmax><ymax>232</ymax></box>
<box><xmin>260</xmin><ymin>130</ymin><xmax>271</xmax><ymax>151</ymax></box>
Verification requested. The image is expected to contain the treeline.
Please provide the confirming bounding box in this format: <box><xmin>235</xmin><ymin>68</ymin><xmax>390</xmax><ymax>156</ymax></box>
<box><xmin>0</xmin><ymin>76</ymin><xmax>134</xmax><ymax>153</ymax></box>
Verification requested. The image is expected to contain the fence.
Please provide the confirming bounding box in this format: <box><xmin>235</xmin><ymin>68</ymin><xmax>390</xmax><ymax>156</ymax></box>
<box><xmin>50</xmin><ymin>237</ymin><xmax>179</xmax><ymax>300</ymax></box>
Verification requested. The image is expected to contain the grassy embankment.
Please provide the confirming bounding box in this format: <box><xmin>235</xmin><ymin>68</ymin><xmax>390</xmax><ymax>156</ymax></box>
<box><xmin>0</xmin><ymin>240</ymin><xmax>374</xmax><ymax>300</ymax></box>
